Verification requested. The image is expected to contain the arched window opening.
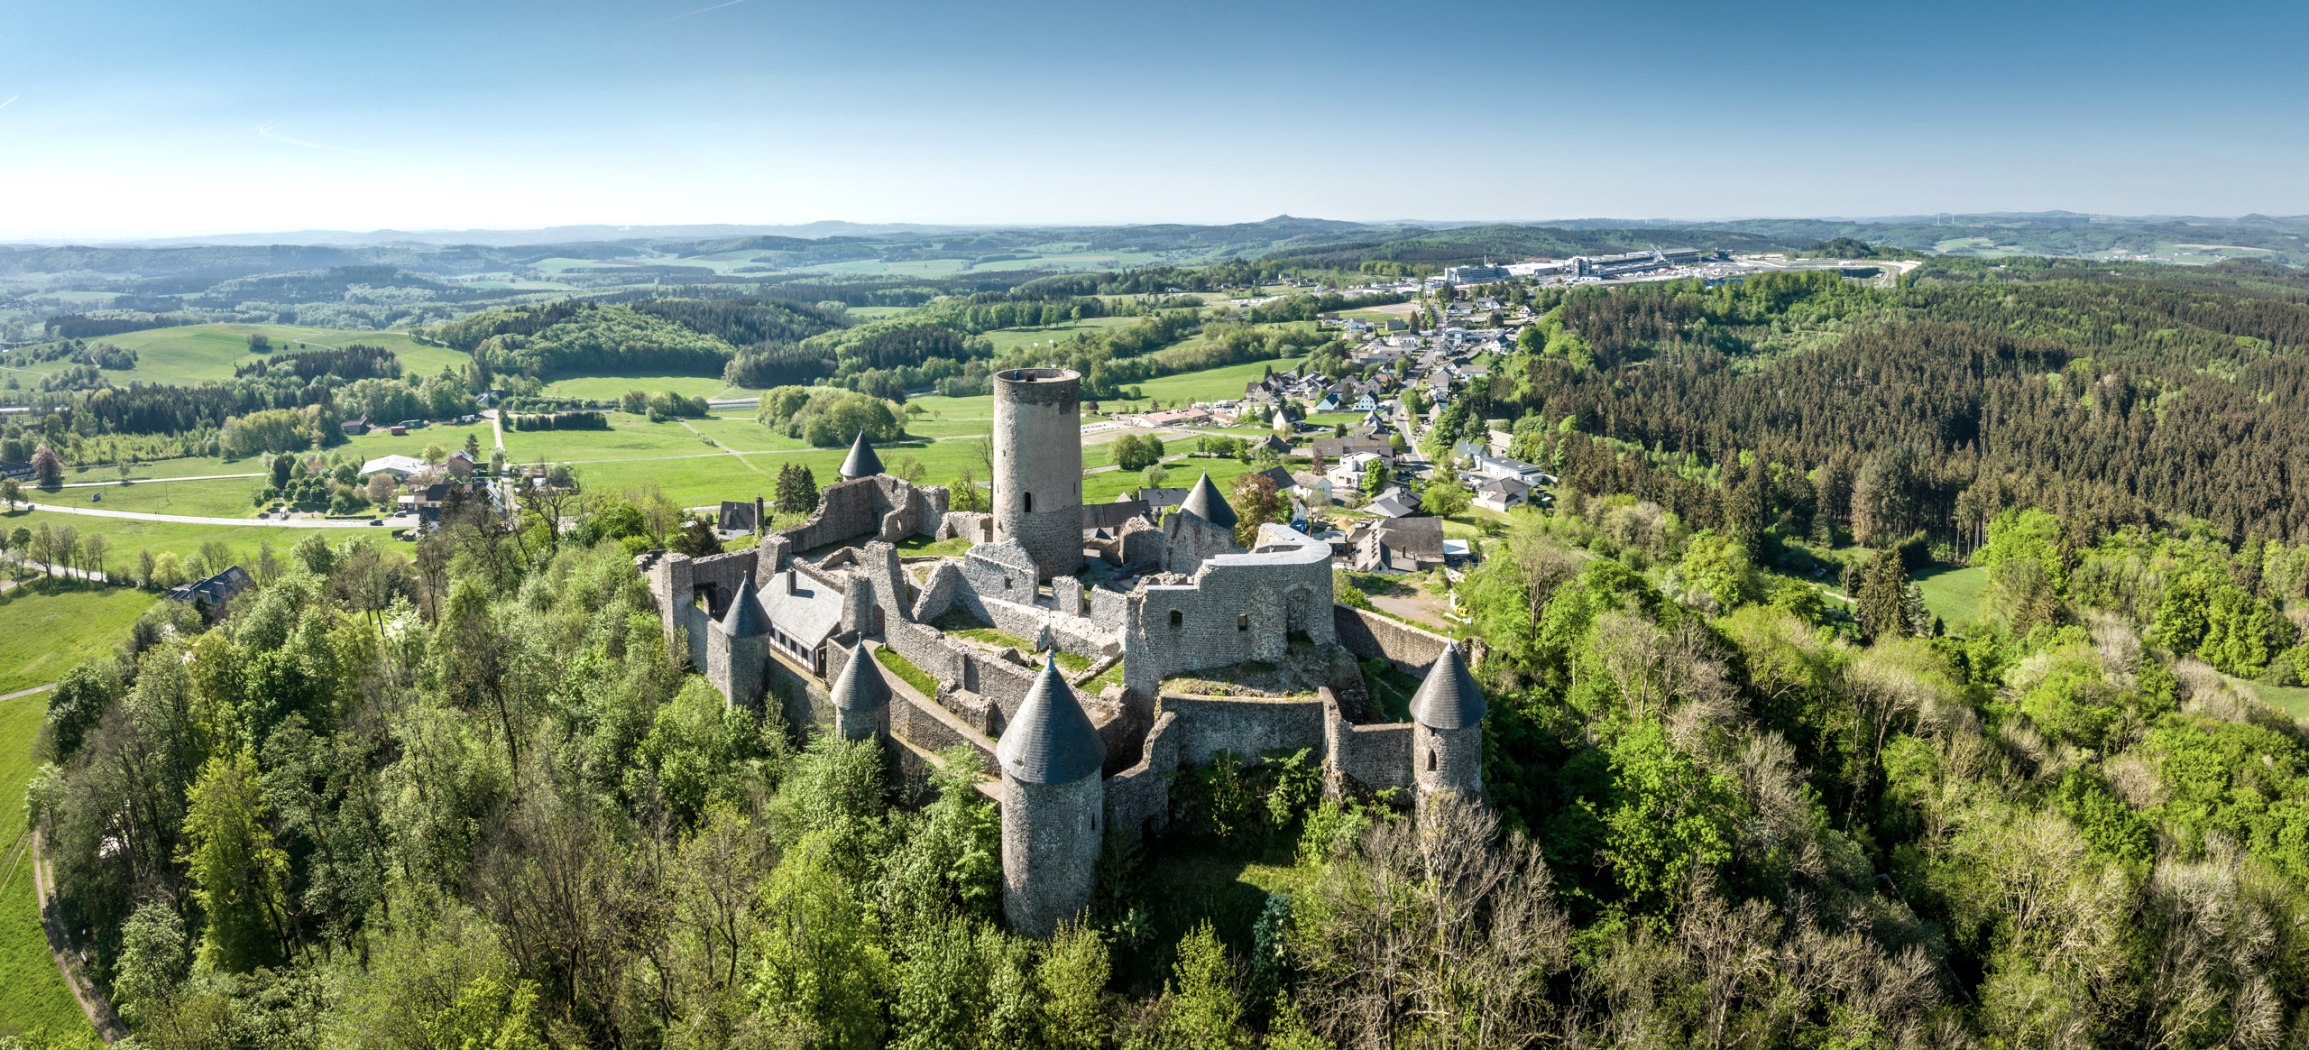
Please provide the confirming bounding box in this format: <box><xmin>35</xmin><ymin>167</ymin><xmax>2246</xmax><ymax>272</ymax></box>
<box><xmin>1237</xmin><ymin>613</ymin><xmax>1249</xmax><ymax>631</ymax></box>
<box><xmin>1428</xmin><ymin>750</ymin><xmax>1438</xmax><ymax>771</ymax></box>
<box><xmin>1169</xmin><ymin>609</ymin><xmax>1183</xmax><ymax>627</ymax></box>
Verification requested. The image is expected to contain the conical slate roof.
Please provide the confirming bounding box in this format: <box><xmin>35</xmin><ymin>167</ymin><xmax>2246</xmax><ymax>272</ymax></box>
<box><xmin>996</xmin><ymin>654</ymin><xmax>1106</xmax><ymax>784</ymax></box>
<box><xmin>1179</xmin><ymin>472</ymin><xmax>1237</xmax><ymax>529</ymax></box>
<box><xmin>721</xmin><ymin>573</ymin><xmax>771</xmax><ymax>638</ymax></box>
<box><xmin>1409</xmin><ymin>642</ymin><xmax>1485</xmax><ymax>730</ymax></box>
<box><xmin>839</xmin><ymin>431</ymin><xmax>884</xmax><ymax>480</ymax></box>
<box><xmin>830</xmin><ymin>645</ymin><xmax>891</xmax><ymax>712</ymax></box>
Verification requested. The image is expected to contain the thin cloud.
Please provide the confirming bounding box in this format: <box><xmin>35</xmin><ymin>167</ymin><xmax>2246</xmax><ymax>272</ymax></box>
<box><xmin>254</xmin><ymin>120</ymin><xmax>330</xmax><ymax>150</ymax></box>
<box><xmin>0</xmin><ymin>94</ymin><xmax>18</xmax><ymax>111</ymax></box>
<box><xmin>651</xmin><ymin>0</ymin><xmax>746</xmax><ymax>25</ymax></box>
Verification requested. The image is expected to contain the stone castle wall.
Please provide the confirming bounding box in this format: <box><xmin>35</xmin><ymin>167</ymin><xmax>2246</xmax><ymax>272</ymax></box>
<box><xmin>1158</xmin><ymin>693</ymin><xmax>1329</xmax><ymax>766</ymax></box>
<box><xmin>1122</xmin><ymin>531</ymin><xmax>1335</xmax><ymax>698</ymax></box>
<box><xmin>1333</xmin><ymin>605</ymin><xmax>1451</xmax><ymax>675</ymax></box>
<box><xmin>778</xmin><ymin>475</ymin><xmax>944</xmax><ymax>553</ymax></box>
<box><xmin>1327</xmin><ymin>714</ymin><xmax>1414</xmax><ymax>794</ymax></box>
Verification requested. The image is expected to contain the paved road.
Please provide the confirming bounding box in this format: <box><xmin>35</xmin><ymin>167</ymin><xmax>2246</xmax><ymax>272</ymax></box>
<box><xmin>19</xmin><ymin>500</ymin><xmax>399</xmax><ymax>529</ymax></box>
<box><xmin>2</xmin><ymin>552</ymin><xmax>109</xmax><ymax>582</ymax></box>
<box><xmin>52</xmin><ymin>473</ymin><xmax>262</xmax><ymax>489</ymax></box>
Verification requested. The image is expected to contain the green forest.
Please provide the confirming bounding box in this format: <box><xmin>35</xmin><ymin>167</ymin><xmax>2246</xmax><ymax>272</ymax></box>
<box><xmin>11</xmin><ymin>246</ymin><xmax>2309</xmax><ymax>1049</ymax></box>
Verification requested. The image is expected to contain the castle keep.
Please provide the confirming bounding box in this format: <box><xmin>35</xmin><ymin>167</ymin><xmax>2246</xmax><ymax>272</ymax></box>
<box><xmin>645</xmin><ymin>367</ymin><xmax>1486</xmax><ymax>935</ymax></box>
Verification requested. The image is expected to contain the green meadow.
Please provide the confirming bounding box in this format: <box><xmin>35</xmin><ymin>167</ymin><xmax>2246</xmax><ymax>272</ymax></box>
<box><xmin>34</xmin><ymin>324</ymin><xmax>468</xmax><ymax>386</ymax></box>
<box><xmin>0</xmin><ymin>691</ymin><xmax>89</xmax><ymax>1039</ymax></box>
<box><xmin>1913</xmin><ymin>564</ymin><xmax>1988</xmax><ymax>626</ymax></box>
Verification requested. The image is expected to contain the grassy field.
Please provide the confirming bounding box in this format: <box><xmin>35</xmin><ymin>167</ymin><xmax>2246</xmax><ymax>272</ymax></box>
<box><xmin>540</xmin><ymin>373</ymin><xmax>743</xmax><ymax>401</ymax></box>
<box><xmin>0</xmin><ymin>508</ymin><xmax>389</xmax><ymax>574</ymax></box>
<box><xmin>342</xmin><ymin>421</ymin><xmax>496</xmax><ymax>461</ymax></box>
<box><xmin>1913</xmin><ymin>565</ymin><xmax>1988</xmax><ymax>626</ymax></box>
<box><xmin>0</xmin><ymin>583</ymin><xmax>149</xmax><ymax>1039</ymax></box>
<box><xmin>977</xmin><ymin>316</ymin><xmax>1142</xmax><ymax>354</ymax></box>
<box><xmin>16</xmin><ymin>324</ymin><xmax>469</xmax><ymax>386</ymax></box>
<box><xmin>683</xmin><ymin>417</ymin><xmax>812</xmax><ymax>454</ymax></box>
<box><xmin>899</xmin><ymin>395</ymin><xmax>996</xmax><ymax>440</ymax></box>
<box><xmin>502</xmin><ymin>414</ymin><xmax>722</xmax><ymax>462</ymax></box>
<box><xmin>1119</xmin><ymin>352</ymin><xmax>1313</xmax><ymax>409</ymax></box>
<box><xmin>31</xmin><ymin>477</ymin><xmax>265</xmax><ymax>519</ymax></box>
<box><xmin>2248</xmin><ymin>681</ymin><xmax>2309</xmax><ymax>721</ymax></box>
<box><xmin>0</xmin><ymin>583</ymin><xmax>154</xmax><ymax>696</ymax></box>
<box><xmin>1087</xmin><ymin>455</ymin><xmax>1256</xmax><ymax>504</ymax></box>
<box><xmin>0</xmin><ymin>691</ymin><xmax>88</xmax><ymax>1040</ymax></box>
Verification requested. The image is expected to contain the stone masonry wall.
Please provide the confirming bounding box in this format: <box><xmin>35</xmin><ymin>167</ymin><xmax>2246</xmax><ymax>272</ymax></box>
<box><xmin>1103</xmin><ymin>710</ymin><xmax>1181</xmax><ymax>844</ymax></box>
<box><xmin>1158</xmin><ymin>694</ymin><xmax>1329</xmax><ymax>766</ymax></box>
<box><xmin>777</xmin><ymin>475</ymin><xmax>939</xmax><ymax>553</ymax></box>
<box><xmin>992</xmin><ymin>368</ymin><xmax>1084</xmax><ymax>580</ymax></box>
<box><xmin>1327</xmin><ymin>712</ymin><xmax>1414</xmax><ymax>794</ymax></box>
<box><xmin>1332</xmin><ymin>605</ymin><xmax>1451</xmax><ymax>675</ymax></box>
<box><xmin>1123</xmin><ymin>539</ymin><xmax>1334</xmax><ymax>698</ymax></box>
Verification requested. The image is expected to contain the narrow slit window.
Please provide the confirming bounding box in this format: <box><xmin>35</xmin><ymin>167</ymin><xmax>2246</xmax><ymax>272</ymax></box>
<box><xmin>1237</xmin><ymin>613</ymin><xmax>1249</xmax><ymax>631</ymax></box>
<box><xmin>1428</xmin><ymin>751</ymin><xmax>1438</xmax><ymax>771</ymax></box>
<box><xmin>1169</xmin><ymin>609</ymin><xmax>1183</xmax><ymax>627</ymax></box>
<box><xmin>1024</xmin><ymin>492</ymin><xmax>1033</xmax><ymax>512</ymax></box>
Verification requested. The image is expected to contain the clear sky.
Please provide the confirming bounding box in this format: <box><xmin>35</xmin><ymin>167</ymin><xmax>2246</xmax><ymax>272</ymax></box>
<box><xmin>1</xmin><ymin>0</ymin><xmax>2303</xmax><ymax>239</ymax></box>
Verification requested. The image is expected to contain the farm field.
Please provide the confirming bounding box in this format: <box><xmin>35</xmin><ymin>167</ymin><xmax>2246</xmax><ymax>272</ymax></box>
<box><xmin>977</xmin><ymin>316</ymin><xmax>1142</xmax><ymax>354</ymax></box>
<box><xmin>341</xmin><ymin>422</ymin><xmax>496</xmax><ymax>460</ymax></box>
<box><xmin>541</xmin><ymin>373</ymin><xmax>745</xmax><ymax>401</ymax></box>
<box><xmin>682</xmin><ymin>416</ymin><xmax>812</xmax><ymax>454</ymax></box>
<box><xmin>30</xmin><ymin>476</ymin><xmax>263</xmax><ymax>519</ymax></box>
<box><xmin>899</xmin><ymin>395</ymin><xmax>996</xmax><ymax>439</ymax></box>
<box><xmin>19</xmin><ymin>324</ymin><xmax>469</xmax><ymax>386</ymax></box>
<box><xmin>0</xmin><ymin>582</ymin><xmax>154</xmax><ymax>696</ymax></box>
<box><xmin>1122</xmin><ymin>353</ymin><xmax>1313</xmax><ymax>408</ymax></box>
<box><xmin>501</xmin><ymin>414</ymin><xmax>724</xmax><ymax>462</ymax></box>
<box><xmin>0</xmin><ymin>508</ymin><xmax>390</xmax><ymax>574</ymax></box>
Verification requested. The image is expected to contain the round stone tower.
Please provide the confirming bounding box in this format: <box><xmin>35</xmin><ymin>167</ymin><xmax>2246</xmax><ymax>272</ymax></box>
<box><xmin>998</xmin><ymin>653</ymin><xmax>1106</xmax><ymax>935</ymax></box>
<box><xmin>1410</xmin><ymin>642</ymin><xmax>1486</xmax><ymax>803</ymax></box>
<box><xmin>992</xmin><ymin>367</ymin><xmax>1083</xmax><ymax>580</ymax></box>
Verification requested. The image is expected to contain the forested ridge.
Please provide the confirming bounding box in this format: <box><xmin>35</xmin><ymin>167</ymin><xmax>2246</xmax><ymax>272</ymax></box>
<box><xmin>1491</xmin><ymin>262</ymin><xmax>2309</xmax><ymax>546</ymax></box>
<box><xmin>23</xmin><ymin>256</ymin><xmax>2309</xmax><ymax>1049</ymax></box>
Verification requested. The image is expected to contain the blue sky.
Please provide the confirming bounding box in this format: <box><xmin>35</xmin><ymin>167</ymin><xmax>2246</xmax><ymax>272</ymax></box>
<box><xmin>1</xmin><ymin>0</ymin><xmax>2303</xmax><ymax>238</ymax></box>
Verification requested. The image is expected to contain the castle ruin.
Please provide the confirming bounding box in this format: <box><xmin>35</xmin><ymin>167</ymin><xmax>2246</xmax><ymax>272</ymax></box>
<box><xmin>644</xmin><ymin>367</ymin><xmax>1486</xmax><ymax>935</ymax></box>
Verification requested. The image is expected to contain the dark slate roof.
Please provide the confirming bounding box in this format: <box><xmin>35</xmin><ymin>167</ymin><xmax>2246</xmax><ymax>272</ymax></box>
<box><xmin>721</xmin><ymin>572</ymin><xmax>772</xmax><ymax>638</ymax></box>
<box><xmin>830</xmin><ymin>645</ymin><xmax>891</xmax><ymax>711</ymax></box>
<box><xmin>1410</xmin><ymin>642</ymin><xmax>1486</xmax><ymax>730</ymax></box>
<box><xmin>996</xmin><ymin>654</ymin><xmax>1106</xmax><ymax>784</ymax></box>
<box><xmin>1179</xmin><ymin>472</ymin><xmax>1237</xmax><ymax>529</ymax></box>
<box><xmin>839</xmin><ymin>431</ymin><xmax>884</xmax><ymax>480</ymax></box>
<box><xmin>1082</xmin><ymin>499</ymin><xmax>1152</xmax><ymax>531</ymax></box>
<box><xmin>1376</xmin><ymin>515</ymin><xmax>1445</xmax><ymax>559</ymax></box>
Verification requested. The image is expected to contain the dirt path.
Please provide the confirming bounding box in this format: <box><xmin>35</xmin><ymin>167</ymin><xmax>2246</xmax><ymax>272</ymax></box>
<box><xmin>32</xmin><ymin>832</ymin><xmax>126</xmax><ymax>1041</ymax></box>
<box><xmin>0</xmin><ymin>682</ymin><xmax>57</xmax><ymax>703</ymax></box>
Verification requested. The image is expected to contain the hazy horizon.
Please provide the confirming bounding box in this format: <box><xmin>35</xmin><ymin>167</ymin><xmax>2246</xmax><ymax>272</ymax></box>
<box><xmin>3</xmin><ymin>0</ymin><xmax>2303</xmax><ymax>240</ymax></box>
